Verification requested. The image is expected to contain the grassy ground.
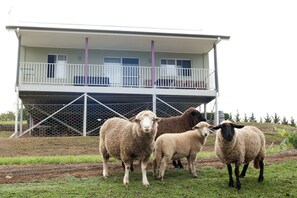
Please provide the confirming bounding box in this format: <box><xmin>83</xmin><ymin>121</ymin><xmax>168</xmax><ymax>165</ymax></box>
<box><xmin>0</xmin><ymin>123</ymin><xmax>296</xmax><ymax>197</ymax></box>
<box><xmin>1</xmin><ymin>160</ymin><xmax>296</xmax><ymax>197</ymax></box>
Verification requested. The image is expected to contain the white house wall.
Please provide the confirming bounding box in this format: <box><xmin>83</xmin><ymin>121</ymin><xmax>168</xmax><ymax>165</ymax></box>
<box><xmin>20</xmin><ymin>47</ymin><xmax>209</xmax><ymax>69</ymax></box>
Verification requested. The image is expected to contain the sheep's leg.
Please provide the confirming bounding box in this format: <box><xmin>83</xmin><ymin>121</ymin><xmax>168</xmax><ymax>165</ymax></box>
<box><xmin>159</xmin><ymin>157</ymin><xmax>169</xmax><ymax>181</ymax></box>
<box><xmin>172</xmin><ymin>160</ymin><xmax>178</xmax><ymax>168</ymax></box>
<box><xmin>239</xmin><ymin>163</ymin><xmax>249</xmax><ymax>178</ymax></box>
<box><xmin>177</xmin><ymin>160</ymin><xmax>184</xmax><ymax>168</ymax></box>
<box><xmin>123</xmin><ymin>162</ymin><xmax>130</xmax><ymax>186</ymax></box>
<box><xmin>234</xmin><ymin>165</ymin><xmax>241</xmax><ymax>190</ymax></box>
<box><xmin>141</xmin><ymin>161</ymin><xmax>150</xmax><ymax>187</ymax></box>
<box><xmin>227</xmin><ymin>164</ymin><xmax>234</xmax><ymax>188</ymax></box>
<box><xmin>102</xmin><ymin>158</ymin><xmax>109</xmax><ymax>178</ymax></box>
<box><xmin>258</xmin><ymin>160</ymin><xmax>264</xmax><ymax>182</ymax></box>
<box><xmin>153</xmin><ymin>159</ymin><xmax>157</xmax><ymax>178</ymax></box>
<box><xmin>187</xmin><ymin>155</ymin><xmax>197</xmax><ymax>178</ymax></box>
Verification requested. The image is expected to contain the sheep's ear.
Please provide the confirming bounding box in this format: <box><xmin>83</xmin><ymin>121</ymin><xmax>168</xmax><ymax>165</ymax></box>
<box><xmin>233</xmin><ymin>124</ymin><xmax>244</xmax><ymax>129</ymax></box>
<box><xmin>192</xmin><ymin>126</ymin><xmax>199</xmax><ymax>130</ymax></box>
<box><xmin>154</xmin><ymin>117</ymin><xmax>161</xmax><ymax>123</ymax></box>
<box><xmin>132</xmin><ymin>118</ymin><xmax>140</xmax><ymax>123</ymax></box>
<box><xmin>212</xmin><ymin>124</ymin><xmax>221</xmax><ymax>130</ymax></box>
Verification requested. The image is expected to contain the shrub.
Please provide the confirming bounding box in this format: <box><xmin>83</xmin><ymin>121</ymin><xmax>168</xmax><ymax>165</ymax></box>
<box><xmin>279</xmin><ymin>129</ymin><xmax>297</xmax><ymax>149</ymax></box>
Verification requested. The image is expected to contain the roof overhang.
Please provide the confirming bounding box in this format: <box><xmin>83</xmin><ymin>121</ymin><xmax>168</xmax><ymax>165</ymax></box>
<box><xmin>6</xmin><ymin>24</ymin><xmax>230</xmax><ymax>54</ymax></box>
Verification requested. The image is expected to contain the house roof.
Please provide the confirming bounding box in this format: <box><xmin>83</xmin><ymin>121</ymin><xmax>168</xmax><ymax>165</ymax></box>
<box><xmin>6</xmin><ymin>23</ymin><xmax>230</xmax><ymax>53</ymax></box>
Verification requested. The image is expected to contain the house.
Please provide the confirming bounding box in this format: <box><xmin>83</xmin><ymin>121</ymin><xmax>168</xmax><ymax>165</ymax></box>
<box><xmin>6</xmin><ymin>22</ymin><xmax>229</xmax><ymax>137</ymax></box>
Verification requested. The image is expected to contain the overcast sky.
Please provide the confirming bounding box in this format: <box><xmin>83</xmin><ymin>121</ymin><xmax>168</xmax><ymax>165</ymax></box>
<box><xmin>1</xmin><ymin>0</ymin><xmax>296</xmax><ymax>120</ymax></box>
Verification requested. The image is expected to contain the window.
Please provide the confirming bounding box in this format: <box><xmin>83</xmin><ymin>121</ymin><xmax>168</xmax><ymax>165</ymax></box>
<box><xmin>103</xmin><ymin>57</ymin><xmax>139</xmax><ymax>86</ymax></box>
<box><xmin>47</xmin><ymin>54</ymin><xmax>67</xmax><ymax>78</ymax></box>
<box><xmin>160</xmin><ymin>59</ymin><xmax>192</xmax><ymax>76</ymax></box>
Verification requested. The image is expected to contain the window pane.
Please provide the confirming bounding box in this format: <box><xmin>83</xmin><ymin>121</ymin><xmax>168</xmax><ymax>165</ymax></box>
<box><xmin>161</xmin><ymin>59</ymin><xmax>167</xmax><ymax>65</ymax></box>
<box><xmin>104</xmin><ymin>57</ymin><xmax>121</xmax><ymax>63</ymax></box>
<box><xmin>167</xmin><ymin>59</ymin><xmax>175</xmax><ymax>65</ymax></box>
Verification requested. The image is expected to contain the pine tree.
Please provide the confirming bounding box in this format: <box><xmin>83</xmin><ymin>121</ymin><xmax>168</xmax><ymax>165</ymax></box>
<box><xmin>264</xmin><ymin>113</ymin><xmax>272</xmax><ymax>123</ymax></box>
<box><xmin>272</xmin><ymin>113</ymin><xmax>280</xmax><ymax>124</ymax></box>
<box><xmin>290</xmin><ymin>117</ymin><xmax>296</xmax><ymax>127</ymax></box>
<box><xmin>249</xmin><ymin>113</ymin><xmax>257</xmax><ymax>123</ymax></box>
<box><xmin>235</xmin><ymin>111</ymin><xmax>241</xmax><ymax>122</ymax></box>
<box><xmin>243</xmin><ymin>114</ymin><xmax>248</xmax><ymax>122</ymax></box>
<box><xmin>281</xmin><ymin>117</ymin><xmax>288</xmax><ymax>125</ymax></box>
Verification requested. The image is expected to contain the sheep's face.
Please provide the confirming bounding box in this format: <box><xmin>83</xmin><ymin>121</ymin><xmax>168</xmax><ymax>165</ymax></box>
<box><xmin>193</xmin><ymin>121</ymin><xmax>213</xmax><ymax>137</ymax></box>
<box><xmin>134</xmin><ymin>111</ymin><xmax>161</xmax><ymax>133</ymax></box>
<box><xmin>213</xmin><ymin>121</ymin><xmax>244</xmax><ymax>141</ymax></box>
<box><xmin>189</xmin><ymin>109</ymin><xmax>206</xmax><ymax>124</ymax></box>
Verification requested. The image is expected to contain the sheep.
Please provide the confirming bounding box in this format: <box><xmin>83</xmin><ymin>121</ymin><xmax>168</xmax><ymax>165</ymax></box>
<box><xmin>153</xmin><ymin>121</ymin><xmax>213</xmax><ymax>180</ymax></box>
<box><xmin>99</xmin><ymin>110</ymin><xmax>161</xmax><ymax>187</ymax></box>
<box><xmin>156</xmin><ymin>107</ymin><xmax>206</xmax><ymax>168</ymax></box>
<box><xmin>127</xmin><ymin>107</ymin><xmax>206</xmax><ymax>171</ymax></box>
<box><xmin>212</xmin><ymin>120</ymin><xmax>266</xmax><ymax>190</ymax></box>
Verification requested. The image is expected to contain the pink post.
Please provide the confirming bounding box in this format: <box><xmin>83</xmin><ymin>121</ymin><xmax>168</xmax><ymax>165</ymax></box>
<box><xmin>84</xmin><ymin>37</ymin><xmax>89</xmax><ymax>86</ymax></box>
<box><xmin>151</xmin><ymin>40</ymin><xmax>155</xmax><ymax>86</ymax></box>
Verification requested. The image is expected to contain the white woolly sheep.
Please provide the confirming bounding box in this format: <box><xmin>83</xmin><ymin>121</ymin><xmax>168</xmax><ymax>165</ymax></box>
<box><xmin>99</xmin><ymin>110</ymin><xmax>160</xmax><ymax>187</ymax></box>
<box><xmin>128</xmin><ymin>107</ymin><xmax>206</xmax><ymax>171</ymax></box>
<box><xmin>153</xmin><ymin>121</ymin><xmax>213</xmax><ymax>180</ymax></box>
<box><xmin>213</xmin><ymin>120</ymin><xmax>266</xmax><ymax>190</ymax></box>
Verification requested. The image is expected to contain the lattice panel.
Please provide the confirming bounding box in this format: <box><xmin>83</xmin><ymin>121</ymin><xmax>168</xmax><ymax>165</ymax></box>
<box><xmin>24</xmin><ymin>98</ymin><xmax>201</xmax><ymax>137</ymax></box>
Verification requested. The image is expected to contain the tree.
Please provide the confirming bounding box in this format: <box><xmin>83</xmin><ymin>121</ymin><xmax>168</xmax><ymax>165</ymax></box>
<box><xmin>272</xmin><ymin>113</ymin><xmax>280</xmax><ymax>124</ymax></box>
<box><xmin>264</xmin><ymin>113</ymin><xmax>272</xmax><ymax>123</ymax></box>
<box><xmin>235</xmin><ymin>111</ymin><xmax>241</xmax><ymax>122</ymax></box>
<box><xmin>249</xmin><ymin>113</ymin><xmax>257</xmax><ymax>123</ymax></box>
<box><xmin>281</xmin><ymin>117</ymin><xmax>289</xmax><ymax>125</ymax></box>
<box><xmin>0</xmin><ymin>111</ymin><xmax>15</xmax><ymax>121</ymax></box>
<box><xmin>228</xmin><ymin>113</ymin><xmax>234</xmax><ymax>122</ymax></box>
<box><xmin>290</xmin><ymin>117</ymin><xmax>296</xmax><ymax>127</ymax></box>
<box><xmin>243</xmin><ymin>113</ymin><xmax>248</xmax><ymax>122</ymax></box>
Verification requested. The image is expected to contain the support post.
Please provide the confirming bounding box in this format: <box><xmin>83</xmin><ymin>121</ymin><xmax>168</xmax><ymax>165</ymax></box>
<box><xmin>13</xmin><ymin>30</ymin><xmax>21</xmax><ymax>138</ymax></box>
<box><xmin>14</xmin><ymin>87</ymin><xmax>19</xmax><ymax>138</ymax></box>
<box><xmin>19</xmin><ymin>101</ymin><xmax>23</xmax><ymax>136</ymax></box>
<box><xmin>213</xmin><ymin>42</ymin><xmax>220</xmax><ymax>125</ymax></box>
<box><xmin>204</xmin><ymin>103</ymin><xmax>207</xmax><ymax>121</ymax></box>
<box><xmin>83</xmin><ymin>93</ymin><xmax>87</xmax><ymax>136</ymax></box>
<box><xmin>84</xmin><ymin>37</ymin><xmax>89</xmax><ymax>86</ymax></box>
<box><xmin>151</xmin><ymin>40</ymin><xmax>156</xmax><ymax>114</ymax></box>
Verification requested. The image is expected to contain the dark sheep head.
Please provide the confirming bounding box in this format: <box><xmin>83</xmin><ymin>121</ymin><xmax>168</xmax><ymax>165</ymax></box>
<box><xmin>212</xmin><ymin>121</ymin><xmax>244</xmax><ymax>141</ymax></box>
<box><xmin>184</xmin><ymin>107</ymin><xmax>206</xmax><ymax>126</ymax></box>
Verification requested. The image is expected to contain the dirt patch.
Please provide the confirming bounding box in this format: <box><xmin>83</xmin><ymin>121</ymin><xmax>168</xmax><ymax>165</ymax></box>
<box><xmin>0</xmin><ymin>150</ymin><xmax>296</xmax><ymax>184</ymax></box>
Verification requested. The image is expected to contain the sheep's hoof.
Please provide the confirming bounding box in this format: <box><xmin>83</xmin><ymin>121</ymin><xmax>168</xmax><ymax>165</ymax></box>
<box><xmin>229</xmin><ymin>182</ymin><xmax>234</xmax><ymax>188</ymax></box>
<box><xmin>258</xmin><ymin>176</ymin><xmax>264</xmax><ymax>182</ymax></box>
<box><xmin>143</xmin><ymin>182</ymin><xmax>150</xmax><ymax>187</ymax></box>
<box><xmin>192</xmin><ymin>174</ymin><xmax>197</xmax><ymax>178</ymax></box>
<box><xmin>239</xmin><ymin>173</ymin><xmax>245</xmax><ymax>178</ymax></box>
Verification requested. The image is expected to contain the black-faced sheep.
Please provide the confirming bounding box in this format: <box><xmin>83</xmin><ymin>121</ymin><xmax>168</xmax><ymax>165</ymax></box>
<box><xmin>153</xmin><ymin>121</ymin><xmax>213</xmax><ymax>180</ymax></box>
<box><xmin>213</xmin><ymin>120</ymin><xmax>266</xmax><ymax>190</ymax></box>
<box><xmin>99</xmin><ymin>110</ymin><xmax>160</xmax><ymax>187</ymax></box>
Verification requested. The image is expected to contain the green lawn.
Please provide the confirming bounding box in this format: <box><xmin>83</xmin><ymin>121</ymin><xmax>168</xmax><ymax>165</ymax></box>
<box><xmin>1</xmin><ymin>160</ymin><xmax>296</xmax><ymax>198</ymax></box>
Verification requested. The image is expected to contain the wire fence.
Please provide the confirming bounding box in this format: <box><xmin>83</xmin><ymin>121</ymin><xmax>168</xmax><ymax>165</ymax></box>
<box><xmin>21</xmin><ymin>101</ymin><xmax>202</xmax><ymax>137</ymax></box>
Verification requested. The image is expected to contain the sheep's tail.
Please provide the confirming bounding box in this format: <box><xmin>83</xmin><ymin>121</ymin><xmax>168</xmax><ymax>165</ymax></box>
<box><xmin>253</xmin><ymin>158</ymin><xmax>260</xmax><ymax>169</ymax></box>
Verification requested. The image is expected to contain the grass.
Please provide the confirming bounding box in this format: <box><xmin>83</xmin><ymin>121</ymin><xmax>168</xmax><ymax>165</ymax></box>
<box><xmin>0</xmin><ymin>155</ymin><xmax>102</xmax><ymax>165</ymax></box>
<box><xmin>1</xmin><ymin>160</ymin><xmax>296</xmax><ymax>197</ymax></box>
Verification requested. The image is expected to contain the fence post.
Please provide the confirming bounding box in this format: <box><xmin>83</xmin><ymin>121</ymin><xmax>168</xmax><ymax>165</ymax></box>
<box><xmin>83</xmin><ymin>93</ymin><xmax>87</xmax><ymax>136</ymax></box>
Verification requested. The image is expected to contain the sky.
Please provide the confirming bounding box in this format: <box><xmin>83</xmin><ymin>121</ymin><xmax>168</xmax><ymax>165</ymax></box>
<box><xmin>1</xmin><ymin>0</ymin><xmax>297</xmax><ymax>120</ymax></box>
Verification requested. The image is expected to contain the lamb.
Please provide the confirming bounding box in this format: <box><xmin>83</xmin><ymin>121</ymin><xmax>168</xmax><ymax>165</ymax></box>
<box><xmin>153</xmin><ymin>121</ymin><xmax>213</xmax><ymax>180</ymax></box>
<box><xmin>128</xmin><ymin>107</ymin><xmax>206</xmax><ymax>171</ymax></box>
<box><xmin>99</xmin><ymin>110</ymin><xmax>161</xmax><ymax>187</ymax></box>
<box><xmin>156</xmin><ymin>107</ymin><xmax>206</xmax><ymax>168</ymax></box>
<box><xmin>212</xmin><ymin>120</ymin><xmax>266</xmax><ymax>190</ymax></box>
